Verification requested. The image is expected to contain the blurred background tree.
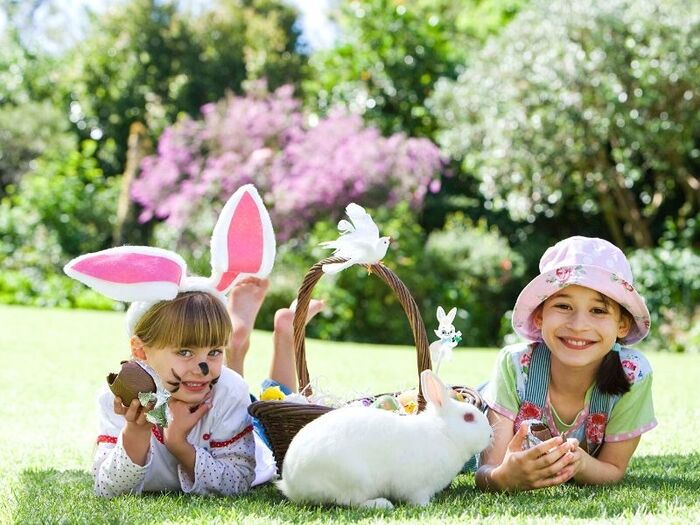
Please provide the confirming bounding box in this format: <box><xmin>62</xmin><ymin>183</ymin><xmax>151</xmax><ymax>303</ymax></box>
<box><xmin>60</xmin><ymin>0</ymin><xmax>305</xmax><ymax>178</ymax></box>
<box><xmin>304</xmin><ymin>0</ymin><xmax>527</xmax><ymax>138</ymax></box>
<box><xmin>1</xmin><ymin>0</ymin><xmax>697</xmax><ymax>351</ymax></box>
<box><xmin>429</xmin><ymin>0</ymin><xmax>700</xmax><ymax>250</ymax></box>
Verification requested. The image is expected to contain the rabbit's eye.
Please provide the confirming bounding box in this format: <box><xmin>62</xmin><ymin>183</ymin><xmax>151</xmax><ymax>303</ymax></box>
<box><xmin>463</xmin><ymin>413</ymin><xmax>475</xmax><ymax>423</ymax></box>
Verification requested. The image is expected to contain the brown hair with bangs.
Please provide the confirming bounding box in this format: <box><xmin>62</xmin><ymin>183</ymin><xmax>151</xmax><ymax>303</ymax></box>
<box><xmin>133</xmin><ymin>291</ymin><xmax>231</xmax><ymax>350</ymax></box>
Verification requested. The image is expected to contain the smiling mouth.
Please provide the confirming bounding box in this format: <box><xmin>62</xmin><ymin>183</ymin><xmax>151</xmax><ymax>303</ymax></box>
<box><xmin>559</xmin><ymin>337</ymin><xmax>597</xmax><ymax>350</ymax></box>
<box><xmin>182</xmin><ymin>381</ymin><xmax>208</xmax><ymax>392</ymax></box>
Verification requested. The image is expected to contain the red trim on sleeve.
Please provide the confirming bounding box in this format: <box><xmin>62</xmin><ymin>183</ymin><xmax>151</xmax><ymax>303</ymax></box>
<box><xmin>96</xmin><ymin>435</ymin><xmax>117</xmax><ymax>445</ymax></box>
<box><xmin>210</xmin><ymin>424</ymin><xmax>253</xmax><ymax>448</ymax></box>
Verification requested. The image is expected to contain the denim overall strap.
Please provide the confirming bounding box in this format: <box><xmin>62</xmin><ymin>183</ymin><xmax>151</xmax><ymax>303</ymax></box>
<box><xmin>514</xmin><ymin>343</ymin><xmax>617</xmax><ymax>458</ymax></box>
<box><xmin>586</xmin><ymin>383</ymin><xmax>619</xmax><ymax>457</ymax></box>
<box><xmin>523</xmin><ymin>342</ymin><xmax>550</xmax><ymax>407</ymax></box>
<box><xmin>513</xmin><ymin>343</ymin><xmax>550</xmax><ymax>432</ymax></box>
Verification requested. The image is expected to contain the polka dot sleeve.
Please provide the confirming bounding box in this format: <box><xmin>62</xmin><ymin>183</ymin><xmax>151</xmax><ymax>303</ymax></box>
<box><xmin>178</xmin><ymin>429</ymin><xmax>256</xmax><ymax>496</ymax></box>
<box><xmin>92</xmin><ymin>388</ymin><xmax>153</xmax><ymax>498</ymax></box>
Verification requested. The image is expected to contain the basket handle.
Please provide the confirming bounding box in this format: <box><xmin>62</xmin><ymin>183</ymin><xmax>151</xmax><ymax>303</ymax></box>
<box><xmin>292</xmin><ymin>256</ymin><xmax>432</xmax><ymax>411</ymax></box>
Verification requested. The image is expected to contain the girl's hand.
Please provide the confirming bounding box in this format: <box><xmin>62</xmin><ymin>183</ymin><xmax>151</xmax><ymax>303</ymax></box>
<box><xmin>561</xmin><ymin>438</ymin><xmax>585</xmax><ymax>480</ymax></box>
<box><xmin>113</xmin><ymin>397</ymin><xmax>154</xmax><ymax>466</ymax></box>
<box><xmin>163</xmin><ymin>398</ymin><xmax>210</xmax><ymax>450</ymax></box>
<box><xmin>113</xmin><ymin>397</ymin><xmax>153</xmax><ymax>435</ymax></box>
<box><xmin>493</xmin><ymin>423</ymin><xmax>578</xmax><ymax>490</ymax></box>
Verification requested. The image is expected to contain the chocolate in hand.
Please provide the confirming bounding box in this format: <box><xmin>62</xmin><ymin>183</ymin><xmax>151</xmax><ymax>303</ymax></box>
<box><xmin>107</xmin><ymin>360</ymin><xmax>156</xmax><ymax>406</ymax></box>
<box><xmin>529</xmin><ymin>421</ymin><xmax>553</xmax><ymax>442</ymax></box>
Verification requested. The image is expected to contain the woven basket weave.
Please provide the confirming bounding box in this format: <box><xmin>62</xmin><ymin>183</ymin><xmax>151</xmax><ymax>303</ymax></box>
<box><xmin>248</xmin><ymin>256</ymin><xmax>484</xmax><ymax>473</ymax></box>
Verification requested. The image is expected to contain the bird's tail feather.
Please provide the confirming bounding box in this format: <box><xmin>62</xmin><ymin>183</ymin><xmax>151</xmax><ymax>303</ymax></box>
<box><xmin>322</xmin><ymin>260</ymin><xmax>354</xmax><ymax>274</ymax></box>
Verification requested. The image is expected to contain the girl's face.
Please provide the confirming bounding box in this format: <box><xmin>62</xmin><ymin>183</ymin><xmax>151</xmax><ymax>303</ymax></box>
<box><xmin>132</xmin><ymin>338</ymin><xmax>224</xmax><ymax>405</ymax></box>
<box><xmin>534</xmin><ymin>285</ymin><xmax>631</xmax><ymax>371</ymax></box>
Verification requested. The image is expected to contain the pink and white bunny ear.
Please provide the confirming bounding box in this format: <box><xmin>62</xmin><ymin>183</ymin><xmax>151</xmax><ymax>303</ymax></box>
<box><xmin>420</xmin><ymin>369</ymin><xmax>448</xmax><ymax>410</ymax></box>
<box><xmin>64</xmin><ymin>246</ymin><xmax>187</xmax><ymax>302</ymax></box>
<box><xmin>209</xmin><ymin>184</ymin><xmax>276</xmax><ymax>294</ymax></box>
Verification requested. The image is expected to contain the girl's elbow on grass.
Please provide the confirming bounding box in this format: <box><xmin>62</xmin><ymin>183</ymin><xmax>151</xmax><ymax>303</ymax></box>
<box><xmin>573</xmin><ymin>457</ymin><xmax>629</xmax><ymax>486</ymax></box>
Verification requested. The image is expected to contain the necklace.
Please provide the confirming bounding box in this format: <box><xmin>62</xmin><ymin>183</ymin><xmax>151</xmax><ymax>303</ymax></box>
<box><xmin>550</xmin><ymin>402</ymin><xmax>582</xmax><ymax>429</ymax></box>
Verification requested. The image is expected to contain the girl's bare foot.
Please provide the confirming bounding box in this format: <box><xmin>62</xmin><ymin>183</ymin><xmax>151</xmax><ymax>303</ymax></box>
<box><xmin>227</xmin><ymin>276</ymin><xmax>269</xmax><ymax>374</ymax></box>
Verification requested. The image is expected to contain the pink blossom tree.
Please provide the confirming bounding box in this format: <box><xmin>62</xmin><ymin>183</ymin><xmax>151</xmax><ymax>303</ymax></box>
<box><xmin>132</xmin><ymin>83</ymin><xmax>443</xmax><ymax>243</ymax></box>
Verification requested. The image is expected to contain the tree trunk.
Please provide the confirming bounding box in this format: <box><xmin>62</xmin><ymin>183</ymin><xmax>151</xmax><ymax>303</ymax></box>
<box><xmin>113</xmin><ymin>122</ymin><xmax>152</xmax><ymax>246</ymax></box>
<box><xmin>596</xmin><ymin>180</ymin><xmax>626</xmax><ymax>248</ymax></box>
<box><xmin>609</xmin><ymin>170</ymin><xmax>653</xmax><ymax>248</ymax></box>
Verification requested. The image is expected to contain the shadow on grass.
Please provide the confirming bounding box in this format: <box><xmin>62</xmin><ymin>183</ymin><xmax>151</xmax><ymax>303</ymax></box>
<box><xmin>11</xmin><ymin>453</ymin><xmax>700</xmax><ymax>524</ymax></box>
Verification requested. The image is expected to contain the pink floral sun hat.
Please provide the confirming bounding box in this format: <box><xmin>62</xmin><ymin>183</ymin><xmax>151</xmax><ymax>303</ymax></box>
<box><xmin>511</xmin><ymin>236</ymin><xmax>651</xmax><ymax>345</ymax></box>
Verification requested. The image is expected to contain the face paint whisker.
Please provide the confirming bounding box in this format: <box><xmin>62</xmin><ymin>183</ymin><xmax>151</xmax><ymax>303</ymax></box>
<box><xmin>167</xmin><ymin>368</ymin><xmax>181</xmax><ymax>393</ymax></box>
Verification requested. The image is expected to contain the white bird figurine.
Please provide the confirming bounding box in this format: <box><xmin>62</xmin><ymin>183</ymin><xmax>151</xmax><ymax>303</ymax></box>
<box><xmin>320</xmin><ymin>203</ymin><xmax>391</xmax><ymax>274</ymax></box>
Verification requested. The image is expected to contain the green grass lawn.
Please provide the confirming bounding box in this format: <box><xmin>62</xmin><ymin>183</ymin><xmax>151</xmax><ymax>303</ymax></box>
<box><xmin>1</xmin><ymin>304</ymin><xmax>699</xmax><ymax>524</ymax></box>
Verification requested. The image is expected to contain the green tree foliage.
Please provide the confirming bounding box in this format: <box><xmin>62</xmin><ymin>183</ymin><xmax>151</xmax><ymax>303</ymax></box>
<box><xmin>0</xmin><ymin>100</ymin><xmax>74</xmax><ymax>195</ymax></box>
<box><xmin>249</xmin><ymin>204</ymin><xmax>524</xmax><ymax>346</ymax></box>
<box><xmin>0</xmin><ymin>140</ymin><xmax>120</xmax><ymax>309</ymax></box>
<box><xmin>305</xmin><ymin>0</ymin><xmax>526</xmax><ymax>138</ymax></box>
<box><xmin>630</xmin><ymin>246</ymin><xmax>700</xmax><ymax>352</ymax></box>
<box><xmin>62</xmin><ymin>0</ymin><xmax>304</xmax><ymax>176</ymax></box>
<box><xmin>430</xmin><ymin>0</ymin><xmax>700</xmax><ymax>249</ymax></box>
<box><xmin>0</xmin><ymin>32</ymin><xmax>71</xmax><ymax>194</ymax></box>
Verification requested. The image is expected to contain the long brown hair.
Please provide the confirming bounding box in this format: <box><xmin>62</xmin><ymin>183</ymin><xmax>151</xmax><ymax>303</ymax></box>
<box><xmin>133</xmin><ymin>291</ymin><xmax>231</xmax><ymax>349</ymax></box>
<box><xmin>596</xmin><ymin>296</ymin><xmax>634</xmax><ymax>396</ymax></box>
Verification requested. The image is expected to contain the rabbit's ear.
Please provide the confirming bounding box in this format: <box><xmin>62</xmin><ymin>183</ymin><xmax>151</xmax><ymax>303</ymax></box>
<box><xmin>64</xmin><ymin>246</ymin><xmax>186</xmax><ymax>302</ymax></box>
<box><xmin>209</xmin><ymin>184</ymin><xmax>276</xmax><ymax>294</ymax></box>
<box><xmin>421</xmin><ymin>370</ymin><xmax>447</xmax><ymax>410</ymax></box>
<box><xmin>446</xmin><ymin>307</ymin><xmax>457</xmax><ymax>324</ymax></box>
<box><xmin>436</xmin><ymin>306</ymin><xmax>446</xmax><ymax>321</ymax></box>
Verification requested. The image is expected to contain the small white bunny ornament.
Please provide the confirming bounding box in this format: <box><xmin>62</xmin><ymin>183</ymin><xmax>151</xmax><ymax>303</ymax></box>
<box><xmin>429</xmin><ymin>306</ymin><xmax>462</xmax><ymax>374</ymax></box>
<box><xmin>277</xmin><ymin>370</ymin><xmax>492</xmax><ymax>509</ymax></box>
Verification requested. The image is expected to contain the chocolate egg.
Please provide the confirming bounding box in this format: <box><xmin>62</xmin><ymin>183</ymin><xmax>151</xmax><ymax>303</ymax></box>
<box><xmin>107</xmin><ymin>360</ymin><xmax>156</xmax><ymax>406</ymax></box>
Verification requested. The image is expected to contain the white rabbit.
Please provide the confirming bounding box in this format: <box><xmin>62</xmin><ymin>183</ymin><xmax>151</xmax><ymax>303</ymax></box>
<box><xmin>429</xmin><ymin>306</ymin><xmax>462</xmax><ymax>374</ymax></box>
<box><xmin>277</xmin><ymin>370</ymin><xmax>492</xmax><ymax>509</ymax></box>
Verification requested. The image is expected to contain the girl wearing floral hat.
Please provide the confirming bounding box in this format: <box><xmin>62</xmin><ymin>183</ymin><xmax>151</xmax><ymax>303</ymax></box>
<box><xmin>476</xmin><ymin>236</ymin><xmax>656</xmax><ymax>491</ymax></box>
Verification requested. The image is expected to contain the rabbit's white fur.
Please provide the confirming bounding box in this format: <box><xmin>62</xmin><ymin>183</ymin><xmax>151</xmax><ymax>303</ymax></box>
<box><xmin>277</xmin><ymin>370</ymin><xmax>492</xmax><ymax>509</ymax></box>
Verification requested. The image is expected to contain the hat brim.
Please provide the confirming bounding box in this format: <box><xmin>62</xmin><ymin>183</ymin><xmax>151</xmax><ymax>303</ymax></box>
<box><xmin>511</xmin><ymin>264</ymin><xmax>651</xmax><ymax>345</ymax></box>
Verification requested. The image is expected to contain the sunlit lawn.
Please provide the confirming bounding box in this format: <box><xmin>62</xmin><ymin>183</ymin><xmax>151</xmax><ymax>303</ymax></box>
<box><xmin>1</xmin><ymin>305</ymin><xmax>699</xmax><ymax>524</ymax></box>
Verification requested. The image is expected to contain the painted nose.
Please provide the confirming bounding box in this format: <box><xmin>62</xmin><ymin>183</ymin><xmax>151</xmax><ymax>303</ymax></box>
<box><xmin>198</xmin><ymin>362</ymin><xmax>209</xmax><ymax>375</ymax></box>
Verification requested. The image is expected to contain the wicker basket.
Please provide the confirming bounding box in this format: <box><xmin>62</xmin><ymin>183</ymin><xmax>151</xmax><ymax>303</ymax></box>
<box><xmin>248</xmin><ymin>256</ymin><xmax>484</xmax><ymax>473</ymax></box>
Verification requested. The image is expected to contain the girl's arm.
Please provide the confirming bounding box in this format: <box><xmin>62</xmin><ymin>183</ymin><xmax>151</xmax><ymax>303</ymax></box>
<box><xmin>93</xmin><ymin>393</ymin><xmax>154</xmax><ymax>497</ymax></box>
<box><xmin>165</xmin><ymin>396</ymin><xmax>256</xmax><ymax>496</ymax></box>
<box><xmin>476</xmin><ymin>409</ymin><xmax>577</xmax><ymax>491</ymax></box>
<box><xmin>163</xmin><ymin>400</ymin><xmax>208</xmax><ymax>480</ymax></box>
<box><xmin>570</xmin><ymin>436</ymin><xmax>640</xmax><ymax>485</ymax></box>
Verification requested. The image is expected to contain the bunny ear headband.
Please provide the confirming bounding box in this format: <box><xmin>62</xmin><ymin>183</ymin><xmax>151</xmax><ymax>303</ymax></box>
<box><xmin>64</xmin><ymin>184</ymin><xmax>276</xmax><ymax>335</ymax></box>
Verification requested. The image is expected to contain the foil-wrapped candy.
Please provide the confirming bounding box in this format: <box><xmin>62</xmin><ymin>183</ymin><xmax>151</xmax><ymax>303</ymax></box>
<box><xmin>521</xmin><ymin>418</ymin><xmax>553</xmax><ymax>450</ymax></box>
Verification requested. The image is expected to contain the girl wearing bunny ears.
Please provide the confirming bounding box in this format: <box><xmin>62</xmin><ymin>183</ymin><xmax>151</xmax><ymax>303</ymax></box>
<box><xmin>477</xmin><ymin>236</ymin><xmax>656</xmax><ymax>491</ymax></box>
<box><xmin>65</xmin><ymin>185</ymin><xmax>279</xmax><ymax>497</ymax></box>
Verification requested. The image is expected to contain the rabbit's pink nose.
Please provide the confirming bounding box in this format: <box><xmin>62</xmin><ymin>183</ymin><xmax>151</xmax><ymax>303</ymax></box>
<box><xmin>464</xmin><ymin>413</ymin><xmax>475</xmax><ymax>423</ymax></box>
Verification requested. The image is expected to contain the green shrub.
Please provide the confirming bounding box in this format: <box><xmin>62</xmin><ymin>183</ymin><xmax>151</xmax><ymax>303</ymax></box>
<box><xmin>0</xmin><ymin>140</ymin><xmax>120</xmax><ymax>309</ymax></box>
<box><xmin>629</xmin><ymin>246</ymin><xmax>700</xmax><ymax>352</ymax></box>
<box><xmin>426</xmin><ymin>214</ymin><xmax>526</xmax><ymax>345</ymax></box>
<box><xmin>251</xmin><ymin>205</ymin><xmax>526</xmax><ymax>346</ymax></box>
